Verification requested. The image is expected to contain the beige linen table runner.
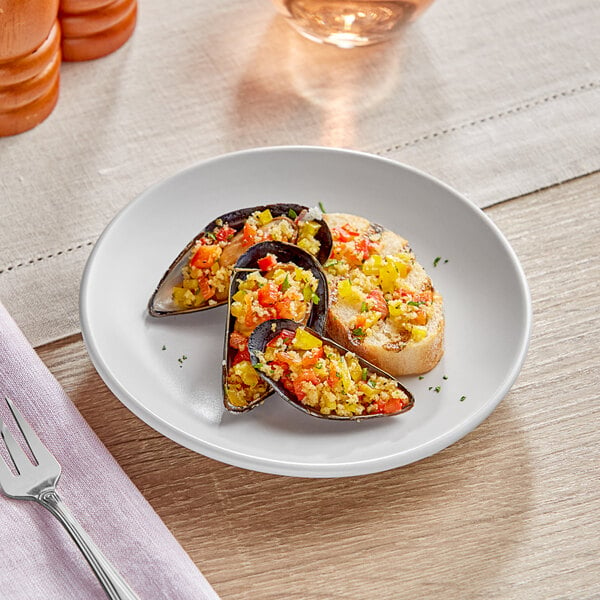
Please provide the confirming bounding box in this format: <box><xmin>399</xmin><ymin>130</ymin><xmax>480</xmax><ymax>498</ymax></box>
<box><xmin>1</xmin><ymin>0</ymin><xmax>599</xmax><ymax>347</ymax></box>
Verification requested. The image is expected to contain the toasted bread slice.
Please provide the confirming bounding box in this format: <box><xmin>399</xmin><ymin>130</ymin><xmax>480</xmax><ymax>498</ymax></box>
<box><xmin>323</xmin><ymin>213</ymin><xmax>444</xmax><ymax>376</ymax></box>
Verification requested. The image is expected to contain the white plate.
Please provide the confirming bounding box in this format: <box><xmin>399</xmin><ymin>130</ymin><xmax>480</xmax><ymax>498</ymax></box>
<box><xmin>80</xmin><ymin>147</ymin><xmax>531</xmax><ymax>478</ymax></box>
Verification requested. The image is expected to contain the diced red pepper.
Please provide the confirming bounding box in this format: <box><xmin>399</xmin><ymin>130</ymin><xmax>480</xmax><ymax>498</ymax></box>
<box><xmin>269</xmin><ymin>359</ymin><xmax>290</xmax><ymax>373</ymax></box>
<box><xmin>245</xmin><ymin>305</ymin><xmax>276</xmax><ymax>329</ymax></box>
<box><xmin>191</xmin><ymin>245</ymin><xmax>220</xmax><ymax>269</ymax></box>
<box><xmin>280</xmin><ymin>374</ymin><xmax>295</xmax><ymax>395</ymax></box>
<box><xmin>413</xmin><ymin>290</ymin><xmax>433</xmax><ymax>304</ymax></box>
<box><xmin>266</xmin><ymin>330</ymin><xmax>295</xmax><ymax>348</ymax></box>
<box><xmin>257</xmin><ymin>254</ymin><xmax>277</xmax><ymax>271</ymax></box>
<box><xmin>355</xmin><ymin>237</ymin><xmax>375</xmax><ymax>262</ymax></box>
<box><xmin>215</xmin><ymin>225</ymin><xmax>236</xmax><ymax>242</ymax></box>
<box><xmin>232</xmin><ymin>348</ymin><xmax>251</xmax><ymax>366</ymax></box>
<box><xmin>292</xmin><ymin>370</ymin><xmax>320</xmax><ymax>401</ymax></box>
<box><xmin>332</xmin><ymin>225</ymin><xmax>360</xmax><ymax>243</ymax></box>
<box><xmin>198</xmin><ymin>277</ymin><xmax>215</xmax><ymax>301</ymax></box>
<box><xmin>242</xmin><ymin>221</ymin><xmax>257</xmax><ymax>246</ymax></box>
<box><xmin>275</xmin><ymin>297</ymin><xmax>293</xmax><ymax>320</ymax></box>
<box><xmin>229</xmin><ymin>332</ymin><xmax>248</xmax><ymax>351</ymax></box>
<box><xmin>379</xmin><ymin>397</ymin><xmax>406</xmax><ymax>414</ymax></box>
<box><xmin>257</xmin><ymin>282</ymin><xmax>280</xmax><ymax>306</ymax></box>
<box><xmin>367</xmin><ymin>289</ymin><xmax>388</xmax><ymax>318</ymax></box>
<box><xmin>301</xmin><ymin>346</ymin><xmax>324</xmax><ymax>368</ymax></box>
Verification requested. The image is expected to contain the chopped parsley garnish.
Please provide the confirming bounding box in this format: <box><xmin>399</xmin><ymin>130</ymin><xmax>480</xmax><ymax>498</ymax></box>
<box><xmin>361</xmin><ymin>367</ymin><xmax>368</xmax><ymax>381</ymax></box>
<box><xmin>443</xmin><ymin>375</ymin><xmax>448</xmax><ymax>380</ymax></box>
<box><xmin>318</xmin><ymin>201</ymin><xmax>327</xmax><ymax>213</ymax></box>
<box><xmin>302</xmin><ymin>285</ymin><xmax>320</xmax><ymax>305</ymax></box>
<box><xmin>360</xmin><ymin>302</ymin><xmax>368</xmax><ymax>313</ymax></box>
<box><xmin>368</xmin><ymin>379</ymin><xmax>377</xmax><ymax>389</ymax></box>
<box><xmin>352</xmin><ymin>327</ymin><xmax>366</xmax><ymax>340</ymax></box>
<box><xmin>460</xmin><ymin>395</ymin><xmax>466</xmax><ymax>402</ymax></box>
<box><xmin>434</xmin><ymin>386</ymin><xmax>441</xmax><ymax>393</ymax></box>
<box><xmin>281</xmin><ymin>274</ymin><xmax>291</xmax><ymax>291</ymax></box>
<box><xmin>162</xmin><ymin>345</ymin><xmax>166</xmax><ymax>351</ymax></box>
<box><xmin>407</xmin><ymin>300</ymin><xmax>425</xmax><ymax>307</ymax></box>
<box><xmin>418</xmin><ymin>375</ymin><xmax>424</xmax><ymax>380</ymax></box>
<box><xmin>206</xmin><ymin>232</ymin><xmax>217</xmax><ymax>241</ymax></box>
<box><xmin>433</xmin><ymin>256</ymin><xmax>441</xmax><ymax>267</ymax></box>
<box><xmin>287</xmin><ymin>208</ymin><xmax>298</xmax><ymax>219</ymax></box>
<box><xmin>178</xmin><ymin>355</ymin><xmax>188</xmax><ymax>368</ymax></box>
<box><xmin>253</xmin><ymin>362</ymin><xmax>265</xmax><ymax>370</ymax></box>
<box><xmin>324</xmin><ymin>259</ymin><xmax>339</xmax><ymax>268</ymax></box>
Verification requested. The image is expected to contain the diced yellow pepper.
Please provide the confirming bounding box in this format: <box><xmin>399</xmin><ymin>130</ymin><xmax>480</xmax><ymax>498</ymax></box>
<box><xmin>257</xmin><ymin>209</ymin><xmax>273</xmax><ymax>225</ymax></box>
<box><xmin>292</xmin><ymin>328</ymin><xmax>323</xmax><ymax>350</ymax></box>
<box><xmin>226</xmin><ymin>386</ymin><xmax>248</xmax><ymax>407</ymax></box>
<box><xmin>362</xmin><ymin>254</ymin><xmax>383</xmax><ymax>276</ymax></box>
<box><xmin>388</xmin><ymin>255</ymin><xmax>411</xmax><ymax>278</ymax></box>
<box><xmin>363</xmin><ymin>311</ymin><xmax>382</xmax><ymax>329</ymax></box>
<box><xmin>338</xmin><ymin>279</ymin><xmax>352</xmax><ymax>297</ymax></box>
<box><xmin>379</xmin><ymin>261</ymin><xmax>398</xmax><ymax>293</ymax></box>
<box><xmin>295</xmin><ymin>266</ymin><xmax>309</xmax><ymax>282</ymax></box>
<box><xmin>299</xmin><ymin>221</ymin><xmax>321</xmax><ymax>238</ymax></box>
<box><xmin>346</xmin><ymin>354</ymin><xmax>363</xmax><ymax>382</ymax></box>
<box><xmin>322</xmin><ymin>391</ymin><xmax>337</xmax><ymax>411</ymax></box>
<box><xmin>297</xmin><ymin>236</ymin><xmax>320</xmax><ymax>256</ymax></box>
<box><xmin>388</xmin><ymin>300</ymin><xmax>405</xmax><ymax>318</ymax></box>
<box><xmin>358</xmin><ymin>381</ymin><xmax>377</xmax><ymax>398</ymax></box>
<box><xmin>339</xmin><ymin>356</ymin><xmax>354</xmax><ymax>392</ymax></box>
<box><xmin>230</xmin><ymin>303</ymin><xmax>244</xmax><ymax>318</ymax></box>
<box><xmin>172</xmin><ymin>287</ymin><xmax>187</xmax><ymax>305</ymax></box>
<box><xmin>232</xmin><ymin>289</ymin><xmax>247</xmax><ymax>303</ymax></box>
<box><xmin>411</xmin><ymin>326</ymin><xmax>427</xmax><ymax>342</ymax></box>
<box><xmin>337</xmin><ymin>279</ymin><xmax>363</xmax><ymax>305</ymax></box>
<box><xmin>172</xmin><ymin>287</ymin><xmax>196</xmax><ymax>307</ymax></box>
<box><xmin>233</xmin><ymin>361</ymin><xmax>260</xmax><ymax>386</ymax></box>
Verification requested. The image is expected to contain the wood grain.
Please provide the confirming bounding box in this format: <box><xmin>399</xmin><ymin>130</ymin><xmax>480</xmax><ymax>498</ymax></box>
<box><xmin>37</xmin><ymin>172</ymin><xmax>600</xmax><ymax>600</ymax></box>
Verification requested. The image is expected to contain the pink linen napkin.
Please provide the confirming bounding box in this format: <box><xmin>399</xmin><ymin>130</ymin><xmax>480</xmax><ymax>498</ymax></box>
<box><xmin>0</xmin><ymin>301</ymin><xmax>220</xmax><ymax>600</ymax></box>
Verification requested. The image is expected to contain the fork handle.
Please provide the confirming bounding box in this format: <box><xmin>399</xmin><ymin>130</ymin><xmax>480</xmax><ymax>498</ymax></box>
<box><xmin>37</xmin><ymin>490</ymin><xmax>140</xmax><ymax>600</ymax></box>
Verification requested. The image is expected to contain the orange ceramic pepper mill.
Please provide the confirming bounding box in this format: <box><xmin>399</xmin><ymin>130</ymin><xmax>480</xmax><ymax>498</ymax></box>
<box><xmin>59</xmin><ymin>0</ymin><xmax>137</xmax><ymax>61</ymax></box>
<box><xmin>0</xmin><ymin>0</ymin><xmax>61</xmax><ymax>136</ymax></box>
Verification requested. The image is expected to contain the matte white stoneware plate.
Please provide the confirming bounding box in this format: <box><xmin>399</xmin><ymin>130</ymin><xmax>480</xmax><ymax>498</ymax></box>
<box><xmin>80</xmin><ymin>147</ymin><xmax>531</xmax><ymax>478</ymax></box>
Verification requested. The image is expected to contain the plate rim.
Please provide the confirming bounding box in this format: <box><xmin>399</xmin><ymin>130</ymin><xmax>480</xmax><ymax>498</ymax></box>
<box><xmin>80</xmin><ymin>145</ymin><xmax>532</xmax><ymax>478</ymax></box>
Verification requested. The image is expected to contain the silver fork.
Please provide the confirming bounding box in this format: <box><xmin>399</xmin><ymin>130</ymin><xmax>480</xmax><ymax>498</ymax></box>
<box><xmin>0</xmin><ymin>397</ymin><xmax>140</xmax><ymax>600</ymax></box>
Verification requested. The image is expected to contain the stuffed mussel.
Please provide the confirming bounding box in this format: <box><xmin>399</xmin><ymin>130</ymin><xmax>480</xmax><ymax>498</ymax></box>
<box><xmin>148</xmin><ymin>204</ymin><xmax>332</xmax><ymax>317</ymax></box>
<box><xmin>248</xmin><ymin>319</ymin><xmax>415</xmax><ymax>420</ymax></box>
<box><xmin>223</xmin><ymin>241</ymin><xmax>329</xmax><ymax>413</ymax></box>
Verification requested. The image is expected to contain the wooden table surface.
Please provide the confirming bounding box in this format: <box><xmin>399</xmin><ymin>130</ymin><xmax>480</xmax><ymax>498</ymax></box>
<box><xmin>36</xmin><ymin>171</ymin><xmax>600</xmax><ymax>600</ymax></box>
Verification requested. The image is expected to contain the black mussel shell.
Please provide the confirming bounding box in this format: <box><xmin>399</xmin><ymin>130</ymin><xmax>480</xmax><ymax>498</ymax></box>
<box><xmin>248</xmin><ymin>319</ymin><xmax>415</xmax><ymax>421</ymax></box>
<box><xmin>222</xmin><ymin>242</ymin><xmax>329</xmax><ymax>413</ymax></box>
<box><xmin>148</xmin><ymin>204</ymin><xmax>332</xmax><ymax>317</ymax></box>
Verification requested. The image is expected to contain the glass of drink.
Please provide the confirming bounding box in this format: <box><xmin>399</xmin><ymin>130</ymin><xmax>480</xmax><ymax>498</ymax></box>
<box><xmin>271</xmin><ymin>0</ymin><xmax>436</xmax><ymax>48</ymax></box>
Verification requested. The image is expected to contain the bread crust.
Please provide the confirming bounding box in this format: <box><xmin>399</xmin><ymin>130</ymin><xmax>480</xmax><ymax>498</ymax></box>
<box><xmin>323</xmin><ymin>213</ymin><xmax>444</xmax><ymax>376</ymax></box>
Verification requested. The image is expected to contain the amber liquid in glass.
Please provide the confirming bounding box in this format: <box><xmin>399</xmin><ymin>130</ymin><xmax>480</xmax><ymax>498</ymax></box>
<box><xmin>273</xmin><ymin>0</ymin><xmax>434</xmax><ymax>47</ymax></box>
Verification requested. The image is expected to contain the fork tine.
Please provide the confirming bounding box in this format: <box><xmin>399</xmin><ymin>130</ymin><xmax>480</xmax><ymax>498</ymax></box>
<box><xmin>0</xmin><ymin>418</ymin><xmax>33</xmax><ymax>475</ymax></box>
<box><xmin>4</xmin><ymin>398</ymin><xmax>58</xmax><ymax>469</ymax></box>
<box><xmin>0</xmin><ymin>429</ymin><xmax>18</xmax><ymax>490</ymax></box>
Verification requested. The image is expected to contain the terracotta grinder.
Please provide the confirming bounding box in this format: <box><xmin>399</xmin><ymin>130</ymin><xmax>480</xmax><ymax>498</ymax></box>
<box><xmin>59</xmin><ymin>0</ymin><xmax>137</xmax><ymax>61</ymax></box>
<box><xmin>0</xmin><ymin>0</ymin><xmax>61</xmax><ymax>136</ymax></box>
